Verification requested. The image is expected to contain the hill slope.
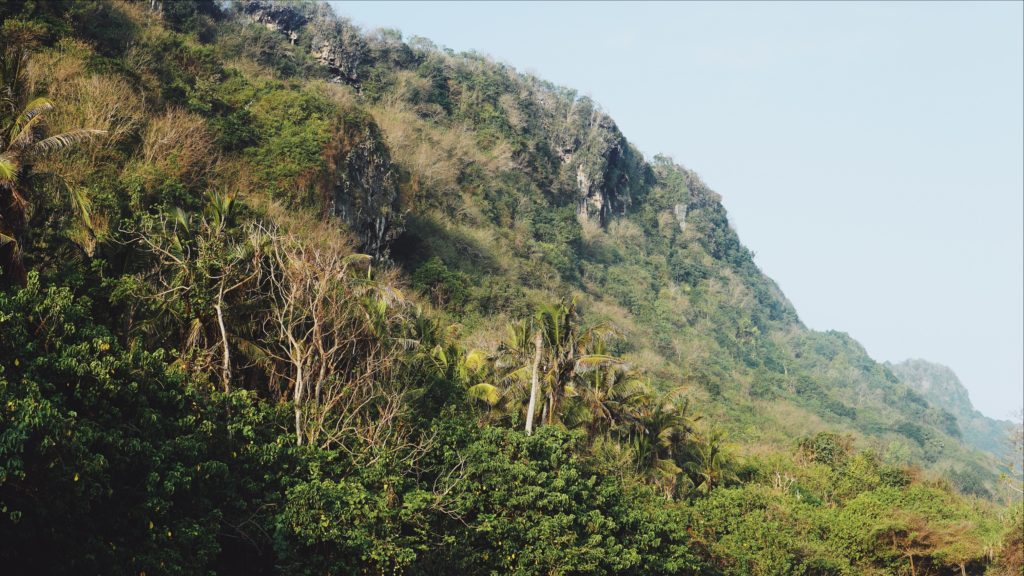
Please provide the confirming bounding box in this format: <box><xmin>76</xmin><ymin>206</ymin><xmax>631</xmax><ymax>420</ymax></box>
<box><xmin>889</xmin><ymin>359</ymin><xmax>1014</xmax><ymax>457</ymax></box>
<box><xmin>3</xmin><ymin>0</ymin><xmax>1002</xmax><ymax>486</ymax></box>
<box><xmin>1</xmin><ymin>1</ymin><xmax>1021</xmax><ymax>574</ymax></box>
<box><xmin>230</xmin><ymin>0</ymin><xmax>1003</xmax><ymax>481</ymax></box>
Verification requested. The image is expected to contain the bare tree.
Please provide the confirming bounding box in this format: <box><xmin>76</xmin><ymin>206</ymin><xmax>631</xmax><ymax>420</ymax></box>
<box><xmin>248</xmin><ymin>223</ymin><xmax>414</xmax><ymax>452</ymax></box>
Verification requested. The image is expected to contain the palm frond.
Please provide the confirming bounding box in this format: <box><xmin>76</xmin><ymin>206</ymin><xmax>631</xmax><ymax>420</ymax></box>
<box><xmin>394</xmin><ymin>337</ymin><xmax>420</xmax><ymax>351</ymax></box>
<box><xmin>342</xmin><ymin>253</ymin><xmax>372</xmax><ymax>267</ymax></box>
<box><xmin>31</xmin><ymin>128</ymin><xmax>106</xmax><ymax>155</ymax></box>
<box><xmin>502</xmin><ymin>365</ymin><xmax>531</xmax><ymax>385</ymax></box>
<box><xmin>467</xmin><ymin>383</ymin><xmax>501</xmax><ymax>406</ymax></box>
<box><xmin>8</xmin><ymin>96</ymin><xmax>51</xmax><ymax>145</ymax></box>
<box><xmin>0</xmin><ymin>153</ymin><xmax>17</xmax><ymax>184</ymax></box>
<box><xmin>464</xmin><ymin>349</ymin><xmax>489</xmax><ymax>373</ymax></box>
<box><xmin>574</xmin><ymin>354</ymin><xmax>623</xmax><ymax>373</ymax></box>
<box><xmin>185</xmin><ymin>317</ymin><xmax>204</xmax><ymax>350</ymax></box>
<box><xmin>67</xmin><ymin>185</ymin><xmax>93</xmax><ymax>231</ymax></box>
<box><xmin>229</xmin><ymin>334</ymin><xmax>274</xmax><ymax>370</ymax></box>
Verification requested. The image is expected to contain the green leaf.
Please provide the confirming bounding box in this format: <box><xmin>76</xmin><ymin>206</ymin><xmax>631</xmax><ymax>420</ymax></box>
<box><xmin>467</xmin><ymin>383</ymin><xmax>501</xmax><ymax>406</ymax></box>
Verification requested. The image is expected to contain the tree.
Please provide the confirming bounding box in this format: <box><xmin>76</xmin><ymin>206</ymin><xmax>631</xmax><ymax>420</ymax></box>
<box><xmin>430</xmin><ymin>425</ymin><xmax>706</xmax><ymax>575</ymax></box>
<box><xmin>496</xmin><ymin>300</ymin><xmax>621</xmax><ymax>433</ymax></box>
<box><xmin>564</xmin><ymin>355</ymin><xmax>645</xmax><ymax>441</ymax></box>
<box><xmin>248</xmin><ymin>222</ymin><xmax>416</xmax><ymax>452</ymax></box>
<box><xmin>415</xmin><ymin>325</ymin><xmax>501</xmax><ymax>411</ymax></box>
<box><xmin>525</xmin><ymin>328</ymin><xmax>543</xmax><ymax>435</ymax></box>
<box><xmin>540</xmin><ymin>300</ymin><xmax>620</xmax><ymax>425</ymax></box>
<box><xmin>0</xmin><ymin>274</ymin><xmax>257</xmax><ymax>574</ymax></box>
<box><xmin>0</xmin><ymin>21</ymin><xmax>104</xmax><ymax>285</ymax></box>
<box><xmin>632</xmin><ymin>390</ymin><xmax>702</xmax><ymax>498</ymax></box>
<box><xmin>686</xmin><ymin>426</ymin><xmax>735</xmax><ymax>495</ymax></box>
<box><xmin>129</xmin><ymin>191</ymin><xmax>248</xmax><ymax>392</ymax></box>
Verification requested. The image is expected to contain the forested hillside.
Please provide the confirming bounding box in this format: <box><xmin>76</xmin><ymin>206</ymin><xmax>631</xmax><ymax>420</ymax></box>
<box><xmin>1</xmin><ymin>1</ymin><xmax>1021</xmax><ymax>574</ymax></box>
<box><xmin>889</xmin><ymin>360</ymin><xmax>1015</xmax><ymax>459</ymax></box>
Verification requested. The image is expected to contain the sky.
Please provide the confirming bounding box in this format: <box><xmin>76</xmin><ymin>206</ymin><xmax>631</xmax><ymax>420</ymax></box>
<box><xmin>328</xmin><ymin>1</ymin><xmax>1024</xmax><ymax>421</ymax></box>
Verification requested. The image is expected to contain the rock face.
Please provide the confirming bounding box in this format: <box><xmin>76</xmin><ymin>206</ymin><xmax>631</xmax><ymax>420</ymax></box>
<box><xmin>321</xmin><ymin>113</ymin><xmax>401</xmax><ymax>258</ymax></box>
<box><xmin>242</xmin><ymin>1</ymin><xmax>367</xmax><ymax>84</ymax></box>
<box><xmin>550</xmin><ymin>97</ymin><xmax>652</xmax><ymax>226</ymax></box>
<box><xmin>242</xmin><ymin>0</ymin><xmax>307</xmax><ymax>41</ymax></box>
<box><xmin>241</xmin><ymin>1</ymin><xmax>399</xmax><ymax>255</ymax></box>
<box><xmin>306</xmin><ymin>12</ymin><xmax>367</xmax><ymax>84</ymax></box>
<box><xmin>888</xmin><ymin>359</ymin><xmax>1015</xmax><ymax>457</ymax></box>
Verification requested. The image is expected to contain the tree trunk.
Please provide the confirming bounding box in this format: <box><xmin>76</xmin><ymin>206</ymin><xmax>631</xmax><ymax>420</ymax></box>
<box><xmin>525</xmin><ymin>331</ymin><xmax>543</xmax><ymax>435</ymax></box>
<box><xmin>548</xmin><ymin>385</ymin><xmax>560</xmax><ymax>426</ymax></box>
<box><xmin>294</xmin><ymin>344</ymin><xmax>305</xmax><ymax>446</ymax></box>
<box><xmin>214</xmin><ymin>286</ymin><xmax>231</xmax><ymax>392</ymax></box>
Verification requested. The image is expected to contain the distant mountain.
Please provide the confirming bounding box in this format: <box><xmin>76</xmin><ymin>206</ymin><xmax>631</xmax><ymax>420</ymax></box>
<box><xmin>888</xmin><ymin>359</ymin><xmax>1014</xmax><ymax>457</ymax></box>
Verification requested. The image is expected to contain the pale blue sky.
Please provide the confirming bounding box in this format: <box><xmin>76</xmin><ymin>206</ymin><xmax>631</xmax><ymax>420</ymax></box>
<box><xmin>329</xmin><ymin>1</ymin><xmax>1024</xmax><ymax>420</ymax></box>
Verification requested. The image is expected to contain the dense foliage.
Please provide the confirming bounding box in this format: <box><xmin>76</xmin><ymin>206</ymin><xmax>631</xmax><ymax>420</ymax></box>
<box><xmin>0</xmin><ymin>1</ymin><xmax>1020</xmax><ymax>574</ymax></box>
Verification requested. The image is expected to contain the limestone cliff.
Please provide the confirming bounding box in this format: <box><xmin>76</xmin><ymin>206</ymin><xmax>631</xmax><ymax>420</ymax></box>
<box><xmin>320</xmin><ymin>112</ymin><xmax>400</xmax><ymax>258</ymax></box>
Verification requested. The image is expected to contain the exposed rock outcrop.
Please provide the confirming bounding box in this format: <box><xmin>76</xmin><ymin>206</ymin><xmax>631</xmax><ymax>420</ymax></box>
<box><xmin>242</xmin><ymin>0</ymin><xmax>366</xmax><ymax>84</ymax></box>
<box><xmin>320</xmin><ymin>113</ymin><xmax>401</xmax><ymax>258</ymax></box>
<box><xmin>241</xmin><ymin>1</ymin><xmax>398</xmax><ymax>254</ymax></box>
<box><xmin>242</xmin><ymin>0</ymin><xmax>307</xmax><ymax>42</ymax></box>
<box><xmin>549</xmin><ymin>97</ymin><xmax>652</xmax><ymax>225</ymax></box>
<box><xmin>306</xmin><ymin>10</ymin><xmax>367</xmax><ymax>84</ymax></box>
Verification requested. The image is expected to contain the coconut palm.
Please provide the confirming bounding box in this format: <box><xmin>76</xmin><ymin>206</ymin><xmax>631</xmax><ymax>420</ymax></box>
<box><xmin>631</xmin><ymin>390</ymin><xmax>702</xmax><ymax>498</ymax></box>
<box><xmin>404</xmin><ymin>315</ymin><xmax>500</xmax><ymax>415</ymax></box>
<box><xmin>0</xmin><ymin>21</ymin><xmax>104</xmax><ymax>285</ymax></box>
<box><xmin>498</xmin><ymin>299</ymin><xmax>621</xmax><ymax>433</ymax></box>
<box><xmin>563</xmin><ymin>349</ymin><xmax>645</xmax><ymax>440</ymax></box>
<box><xmin>685</xmin><ymin>426</ymin><xmax>735</xmax><ymax>495</ymax></box>
<box><xmin>534</xmin><ymin>299</ymin><xmax>619</xmax><ymax>426</ymax></box>
<box><xmin>495</xmin><ymin>318</ymin><xmax>536</xmax><ymax>400</ymax></box>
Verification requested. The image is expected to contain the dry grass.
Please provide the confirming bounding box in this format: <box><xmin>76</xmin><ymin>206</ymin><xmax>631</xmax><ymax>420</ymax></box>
<box><xmin>27</xmin><ymin>39</ymin><xmax>146</xmax><ymax>145</ymax></box>
<box><xmin>138</xmin><ymin>107</ymin><xmax>216</xmax><ymax>186</ymax></box>
<box><xmin>221</xmin><ymin>58</ymin><xmax>277</xmax><ymax>84</ymax></box>
<box><xmin>315</xmin><ymin>80</ymin><xmax>358</xmax><ymax>110</ymax></box>
<box><xmin>108</xmin><ymin>0</ymin><xmax>157</xmax><ymax>28</ymax></box>
<box><xmin>607</xmin><ymin>219</ymin><xmax>645</xmax><ymax>251</ymax></box>
<box><xmin>27</xmin><ymin>43</ymin><xmax>146</xmax><ymax>149</ymax></box>
<box><xmin>369</xmin><ymin>98</ymin><xmax>513</xmax><ymax>207</ymax></box>
<box><xmin>26</xmin><ymin>39</ymin><xmax>87</xmax><ymax>92</ymax></box>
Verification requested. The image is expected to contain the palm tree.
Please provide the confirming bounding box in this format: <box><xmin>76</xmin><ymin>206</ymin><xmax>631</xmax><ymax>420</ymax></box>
<box><xmin>398</xmin><ymin>312</ymin><xmax>502</xmax><ymax>423</ymax></box>
<box><xmin>495</xmin><ymin>318</ymin><xmax>541</xmax><ymax>433</ymax></box>
<box><xmin>0</xmin><ymin>21</ymin><xmax>104</xmax><ymax>285</ymax></box>
<box><xmin>534</xmin><ymin>299</ymin><xmax>618</xmax><ymax>426</ymax></box>
<box><xmin>631</xmin><ymin>389</ymin><xmax>702</xmax><ymax>498</ymax></box>
<box><xmin>498</xmin><ymin>299</ymin><xmax>620</xmax><ymax>433</ymax></box>
<box><xmin>563</xmin><ymin>349</ymin><xmax>645</xmax><ymax>441</ymax></box>
<box><xmin>685</xmin><ymin>426</ymin><xmax>735</xmax><ymax>495</ymax></box>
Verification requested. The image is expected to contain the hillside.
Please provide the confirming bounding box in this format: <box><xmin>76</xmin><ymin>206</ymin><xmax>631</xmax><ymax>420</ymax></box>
<box><xmin>233</xmin><ymin>0</ymin><xmax>1006</xmax><ymax>484</ymax></box>
<box><xmin>1</xmin><ymin>1</ymin><xmax>1021</xmax><ymax>574</ymax></box>
<box><xmin>889</xmin><ymin>359</ymin><xmax>1015</xmax><ymax>457</ymax></box>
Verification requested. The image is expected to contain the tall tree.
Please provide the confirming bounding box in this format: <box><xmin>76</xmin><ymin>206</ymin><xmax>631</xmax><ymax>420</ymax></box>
<box><xmin>0</xmin><ymin>21</ymin><xmax>103</xmax><ymax>285</ymax></box>
<box><xmin>534</xmin><ymin>299</ymin><xmax>618</xmax><ymax>426</ymax></box>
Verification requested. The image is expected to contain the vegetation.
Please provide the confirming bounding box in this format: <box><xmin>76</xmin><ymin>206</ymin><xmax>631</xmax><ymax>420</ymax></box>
<box><xmin>0</xmin><ymin>1</ymin><xmax>1020</xmax><ymax>574</ymax></box>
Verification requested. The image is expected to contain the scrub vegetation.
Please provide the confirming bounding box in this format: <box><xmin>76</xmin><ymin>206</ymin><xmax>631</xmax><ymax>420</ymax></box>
<box><xmin>0</xmin><ymin>1</ymin><xmax>1020</xmax><ymax>574</ymax></box>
